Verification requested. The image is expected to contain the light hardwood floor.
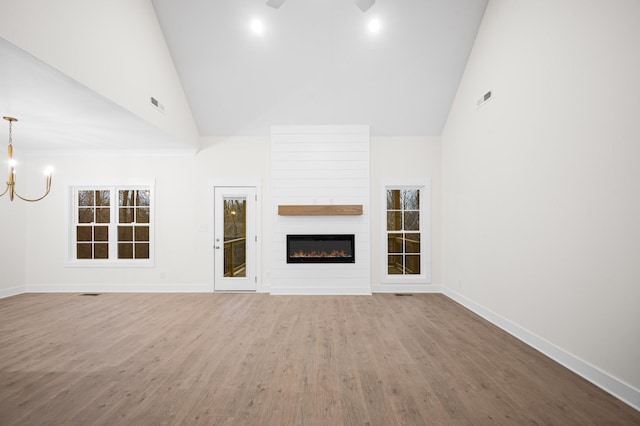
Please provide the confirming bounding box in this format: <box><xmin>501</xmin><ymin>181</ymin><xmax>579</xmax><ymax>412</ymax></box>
<box><xmin>0</xmin><ymin>293</ymin><xmax>637</xmax><ymax>425</ymax></box>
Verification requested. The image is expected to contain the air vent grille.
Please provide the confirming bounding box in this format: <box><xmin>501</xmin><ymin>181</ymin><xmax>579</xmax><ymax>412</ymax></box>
<box><xmin>477</xmin><ymin>90</ymin><xmax>492</xmax><ymax>108</ymax></box>
<box><xmin>150</xmin><ymin>96</ymin><xmax>165</xmax><ymax>113</ymax></box>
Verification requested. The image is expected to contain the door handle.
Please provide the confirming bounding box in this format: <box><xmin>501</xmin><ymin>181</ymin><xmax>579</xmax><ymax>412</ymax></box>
<box><xmin>215</xmin><ymin>246</ymin><xmax>220</xmax><ymax>249</ymax></box>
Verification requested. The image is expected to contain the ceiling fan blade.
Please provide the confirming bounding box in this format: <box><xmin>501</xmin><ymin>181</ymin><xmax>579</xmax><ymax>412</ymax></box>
<box><xmin>266</xmin><ymin>0</ymin><xmax>287</xmax><ymax>9</ymax></box>
<box><xmin>354</xmin><ymin>0</ymin><xmax>375</xmax><ymax>12</ymax></box>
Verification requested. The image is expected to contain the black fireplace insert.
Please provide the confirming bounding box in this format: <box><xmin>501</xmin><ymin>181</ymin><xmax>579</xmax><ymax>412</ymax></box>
<box><xmin>286</xmin><ymin>234</ymin><xmax>355</xmax><ymax>264</ymax></box>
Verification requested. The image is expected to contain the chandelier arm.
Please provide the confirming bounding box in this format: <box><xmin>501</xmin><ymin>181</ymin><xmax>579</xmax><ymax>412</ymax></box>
<box><xmin>0</xmin><ymin>183</ymin><xmax>9</xmax><ymax>197</ymax></box>
<box><xmin>13</xmin><ymin>188</ymin><xmax>51</xmax><ymax>202</ymax></box>
<box><xmin>12</xmin><ymin>176</ymin><xmax>52</xmax><ymax>202</ymax></box>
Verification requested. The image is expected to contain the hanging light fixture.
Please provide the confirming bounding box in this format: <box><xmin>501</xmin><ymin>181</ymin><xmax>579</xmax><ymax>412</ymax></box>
<box><xmin>1</xmin><ymin>116</ymin><xmax>52</xmax><ymax>202</ymax></box>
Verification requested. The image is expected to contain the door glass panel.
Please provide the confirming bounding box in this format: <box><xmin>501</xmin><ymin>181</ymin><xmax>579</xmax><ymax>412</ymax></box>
<box><xmin>388</xmin><ymin>254</ymin><xmax>403</xmax><ymax>275</ymax></box>
<box><xmin>403</xmin><ymin>189</ymin><xmax>420</xmax><ymax>210</ymax></box>
<box><xmin>388</xmin><ymin>233</ymin><xmax>403</xmax><ymax>253</ymax></box>
<box><xmin>387</xmin><ymin>189</ymin><xmax>402</xmax><ymax>209</ymax></box>
<box><xmin>404</xmin><ymin>233</ymin><xmax>420</xmax><ymax>253</ymax></box>
<box><xmin>405</xmin><ymin>255</ymin><xmax>421</xmax><ymax>274</ymax></box>
<box><xmin>387</xmin><ymin>211</ymin><xmax>402</xmax><ymax>230</ymax></box>
<box><xmin>223</xmin><ymin>196</ymin><xmax>247</xmax><ymax>277</ymax></box>
<box><xmin>404</xmin><ymin>211</ymin><xmax>419</xmax><ymax>230</ymax></box>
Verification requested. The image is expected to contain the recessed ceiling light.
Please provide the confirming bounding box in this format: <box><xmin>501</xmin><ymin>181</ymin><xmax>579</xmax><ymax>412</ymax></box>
<box><xmin>251</xmin><ymin>19</ymin><xmax>264</xmax><ymax>34</ymax></box>
<box><xmin>368</xmin><ymin>18</ymin><xmax>381</xmax><ymax>33</ymax></box>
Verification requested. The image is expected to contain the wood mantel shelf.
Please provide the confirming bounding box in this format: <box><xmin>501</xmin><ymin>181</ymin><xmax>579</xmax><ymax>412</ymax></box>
<box><xmin>278</xmin><ymin>205</ymin><xmax>363</xmax><ymax>216</ymax></box>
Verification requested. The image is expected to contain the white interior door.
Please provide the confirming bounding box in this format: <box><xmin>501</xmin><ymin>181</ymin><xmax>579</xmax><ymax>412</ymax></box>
<box><xmin>214</xmin><ymin>186</ymin><xmax>257</xmax><ymax>291</ymax></box>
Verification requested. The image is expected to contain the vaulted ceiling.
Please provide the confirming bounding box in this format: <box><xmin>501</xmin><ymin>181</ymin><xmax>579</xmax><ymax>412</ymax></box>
<box><xmin>0</xmin><ymin>38</ymin><xmax>181</xmax><ymax>153</ymax></box>
<box><xmin>152</xmin><ymin>0</ymin><xmax>488</xmax><ymax>136</ymax></box>
<box><xmin>0</xmin><ymin>0</ymin><xmax>487</xmax><ymax>151</ymax></box>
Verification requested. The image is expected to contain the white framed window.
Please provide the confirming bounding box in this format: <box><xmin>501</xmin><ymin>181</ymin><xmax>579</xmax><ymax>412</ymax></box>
<box><xmin>67</xmin><ymin>184</ymin><xmax>154</xmax><ymax>267</ymax></box>
<box><xmin>381</xmin><ymin>181</ymin><xmax>431</xmax><ymax>284</ymax></box>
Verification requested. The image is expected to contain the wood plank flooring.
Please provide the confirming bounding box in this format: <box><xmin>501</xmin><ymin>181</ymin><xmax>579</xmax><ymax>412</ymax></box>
<box><xmin>0</xmin><ymin>293</ymin><xmax>637</xmax><ymax>425</ymax></box>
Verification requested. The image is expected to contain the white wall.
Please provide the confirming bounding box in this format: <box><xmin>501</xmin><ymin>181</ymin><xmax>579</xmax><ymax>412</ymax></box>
<box><xmin>0</xmin><ymin>0</ymin><xmax>198</xmax><ymax>148</ymax></box>
<box><xmin>270</xmin><ymin>126</ymin><xmax>371</xmax><ymax>295</ymax></box>
<box><xmin>0</xmin><ymin>196</ymin><xmax>26</xmax><ymax>297</ymax></box>
<box><xmin>442</xmin><ymin>0</ymin><xmax>640</xmax><ymax>404</ymax></box>
<box><xmin>16</xmin><ymin>133</ymin><xmax>443</xmax><ymax>296</ymax></box>
<box><xmin>22</xmin><ymin>137</ymin><xmax>269</xmax><ymax>292</ymax></box>
<box><xmin>370</xmin><ymin>136</ymin><xmax>442</xmax><ymax>290</ymax></box>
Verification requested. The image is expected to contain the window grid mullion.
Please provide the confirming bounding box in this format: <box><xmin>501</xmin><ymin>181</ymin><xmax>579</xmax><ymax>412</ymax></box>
<box><xmin>107</xmin><ymin>188</ymin><xmax>116</xmax><ymax>260</ymax></box>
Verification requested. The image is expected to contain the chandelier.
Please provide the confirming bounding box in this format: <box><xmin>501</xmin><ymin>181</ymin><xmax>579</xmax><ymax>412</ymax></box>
<box><xmin>1</xmin><ymin>116</ymin><xmax>52</xmax><ymax>202</ymax></box>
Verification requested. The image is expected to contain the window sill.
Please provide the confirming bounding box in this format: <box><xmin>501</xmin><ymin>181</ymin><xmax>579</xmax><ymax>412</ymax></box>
<box><xmin>65</xmin><ymin>259</ymin><xmax>155</xmax><ymax>268</ymax></box>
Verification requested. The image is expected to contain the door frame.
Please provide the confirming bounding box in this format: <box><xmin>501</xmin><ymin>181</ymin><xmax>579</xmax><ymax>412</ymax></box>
<box><xmin>211</xmin><ymin>180</ymin><xmax>262</xmax><ymax>292</ymax></box>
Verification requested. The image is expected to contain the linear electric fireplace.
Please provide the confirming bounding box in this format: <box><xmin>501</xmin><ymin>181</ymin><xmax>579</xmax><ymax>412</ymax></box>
<box><xmin>287</xmin><ymin>234</ymin><xmax>355</xmax><ymax>264</ymax></box>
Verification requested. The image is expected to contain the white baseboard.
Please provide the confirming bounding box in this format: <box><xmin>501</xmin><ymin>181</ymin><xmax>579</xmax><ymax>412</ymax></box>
<box><xmin>0</xmin><ymin>286</ymin><xmax>25</xmax><ymax>299</ymax></box>
<box><xmin>371</xmin><ymin>284</ymin><xmax>442</xmax><ymax>293</ymax></box>
<box><xmin>25</xmin><ymin>283</ymin><xmax>212</xmax><ymax>293</ymax></box>
<box><xmin>270</xmin><ymin>287</ymin><xmax>372</xmax><ymax>295</ymax></box>
<box><xmin>442</xmin><ymin>286</ymin><xmax>640</xmax><ymax>412</ymax></box>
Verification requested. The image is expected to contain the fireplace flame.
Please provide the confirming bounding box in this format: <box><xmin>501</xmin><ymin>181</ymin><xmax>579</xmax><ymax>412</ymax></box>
<box><xmin>292</xmin><ymin>249</ymin><xmax>350</xmax><ymax>258</ymax></box>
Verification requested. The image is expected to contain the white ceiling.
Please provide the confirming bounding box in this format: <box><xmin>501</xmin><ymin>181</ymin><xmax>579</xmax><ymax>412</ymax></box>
<box><xmin>152</xmin><ymin>0</ymin><xmax>488</xmax><ymax>136</ymax></box>
<box><xmin>0</xmin><ymin>0</ymin><xmax>487</xmax><ymax>152</ymax></box>
<box><xmin>0</xmin><ymin>38</ymin><xmax>184</xmax><ymax>153</ymax></box>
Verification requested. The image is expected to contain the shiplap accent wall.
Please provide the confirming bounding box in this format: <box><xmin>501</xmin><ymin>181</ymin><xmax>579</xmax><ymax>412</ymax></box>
<box><xmin>270</xmin><ymin>125</ymin><xmax>371</xmax><ymax>295</ymax></box>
